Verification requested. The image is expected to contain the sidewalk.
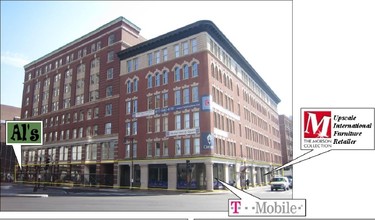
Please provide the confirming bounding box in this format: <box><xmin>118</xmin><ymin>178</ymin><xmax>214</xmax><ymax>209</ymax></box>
<box><xmin>1</xmin><ymin>182</ymin><xmax>270</xmax><ymax>197</ymax></box>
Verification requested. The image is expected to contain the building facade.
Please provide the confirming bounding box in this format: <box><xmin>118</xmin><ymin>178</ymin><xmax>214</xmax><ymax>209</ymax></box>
<box><xmin>20</xmin><ymin>17</ymin><xmax>146</xmax><ymax>187</ymax></box>
<box><xmin>279</xmin><ymin>115</ymin><xmax>293</xmax><ymax>166</ymax></box>
<box><xmin>20</xmin><ymin>17</ymin><xmax>283</xmax><ymax>190</ymax></box>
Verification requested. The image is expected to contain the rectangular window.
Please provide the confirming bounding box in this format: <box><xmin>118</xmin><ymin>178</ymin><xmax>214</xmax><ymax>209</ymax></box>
<box><xmin>184</xmin><ymin>138</ymin><xmax>190</xmax><ymax>155</ymax></box>
<box><xmin>147</xmin><ymin>96</ymin><xmax>153</xmax><ymax>110</ymax></box>
<box><xmin>147</xmin><ymin>53</ymin><xmax>153</xmax><ymax>66</ymax></box>
<box><xmin>133</xmin><ymin>99</ymin><xmax>138</xmax><ymax>113</ymax></box>
<box><xmin>155</xmin><ymin>51</ymin><xmax>160</xmax><ymax>64</ymax></box>
<box><xmin>163</xmin><ymin>141</ymin><xmax>168</xmax><ymax>156</ymax></box>
<box><xmin>105</xmin><ymin>123</ymin><xmax>112</xmax><ymax>134</ymax></box>
<box><xmin>162</xmin><ymin>93</ymin><xmax>168</xmax><ymax>107</ymax></box>
<box><xmin>192</xmin><ymin>86</ymin><xmax>199</xmax><ymax>102</ymax></box>
<box><xmin>147</xmin><ymin>142</ymin><xmax>152</xmax><ymax>157</ymax></box>
<box><xmin>191</xmin><ymin>38</ymin><xmax>197</xmax><ymax>53</ymax></box>
<box><xmin>175</xmin><ymin>139</ymin><xmax>181</xmax><ymax>156</ymax></box>
<box><xmin>94</xmin><ymin>107</ymin><xmax>99</xmax><ymax>118</ymax></box>
<box><xmin>107</xmin><ymin>68</ymin><xmax>113</xmax><ymax>79</ymax></box>
<box><xmin>182</xmin><ymin>41</ymin><xmax>189</xmax><ymax>55</ymax></box>
<box><xmin>127</xmin><ymin>60</ymin><xmax>132</xmax><ymax>73</ymax></box>
<box><xmin>194</xmin><ymin>138</ymin><xmax>200</xmax><ymax>154</ymax></box>
<box><xmin>155</xmin><ymin>118</ymin><xmax>160</xmax><ymax>132</ymax></box>
<box><xmin>182</xmin><ymin>113</ymin><xmax>190</xmax><ymax>129</ymax></box>
<box><xmin>155</xmin><ymin>142</ymin><xmax>161</xmax><ymax>157</ymax></box>
<box><xmin>163</xmin><ymin>48</ymin><xmax>168</xmax><ymax>61</ymax></box>
<box><xmin>105</xmin><ymin>104</ymin><xmax>112</xmax><ymax>116</ymax></box>
<box><xmin>183</xmin><ymin>88</ymin><xmax>190</xmax><ymax>104</ymax></box>
<box><xmin>107</xmin><ymin>51</ymin><xmax>114</xmax><ymax>62</ymax></box>
<box><xmin>126</xmin><ymin>101</ymin><xmax>131</xmax><ymax>115</ymax></box>
<box><xmin>126</xmin><ymin>122</ymin><xmax>131</xmax><ymax>136</ymax></box>
<box><xmin>183</xmin><ymin>65</ymin><xmax>189</xmax><ymax>79</ymax></box>
<box><xmin>174</xmin><ymin>44</ymin><xmax>180</xmax><ymax>58</ymax></box>
<box><xmin>132</xmin><ymin>121</ymin><xmax>138</xmax><ymax>135</ymax></box>
<box><xmin>106</xmin><ymin>86</ymin><xmax>113</xmax><ymax>97</ymax></box>
<box><xmin>133</xmin><ymin>57</ymin><xmax>139</xmax><ymax>71</ymax></box>
<box><xmin>155</xmin><ymin>94</ymin><xmax>160</xmax><ymax>109</ymax></box>
<box><xmin>193</xmin><ymin>112</ymin><xmax>199</xmax><ymax>128</ymax></box>
<box><xmin>108</xmin><ymin>34</ymin><xmax>115</xmax><ymax>45</ymax></box>
<box><xmin>163</xmin><ymin>116</ymin><xmax>168</xmax><ymax>131</ymax></box>
<box><xmin>175</xmin><ymin>114</ymin><xmax>181</xmax><ymax>130</ymax></box>
<box><xmin>174</xmin><ymin>90</ymin><xmax>181</xmax><ymax>105</ymax></box>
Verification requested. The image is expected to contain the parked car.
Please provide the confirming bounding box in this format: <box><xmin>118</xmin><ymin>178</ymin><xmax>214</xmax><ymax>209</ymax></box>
<box><xmin>270</xmin><ymin>176</ymin><xmax>290</xmax><ymax>191</ymax></box>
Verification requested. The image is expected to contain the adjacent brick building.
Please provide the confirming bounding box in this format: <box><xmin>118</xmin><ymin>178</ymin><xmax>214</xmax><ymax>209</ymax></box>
<box><xmin>279</xmin><ymin>115</ymin><xmax>293</xmax><ymax>165</ymax></box>
<box><xmin>20</xmin><ymin>17</ymin><xmax>283</xmax><ymax>190</ymax></box>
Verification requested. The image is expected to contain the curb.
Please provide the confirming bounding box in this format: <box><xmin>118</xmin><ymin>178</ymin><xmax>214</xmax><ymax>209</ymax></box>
<box><xmin>2</xmin><ymin>193</ymin><xmax>48</xmax><ymax>198</ymax></box>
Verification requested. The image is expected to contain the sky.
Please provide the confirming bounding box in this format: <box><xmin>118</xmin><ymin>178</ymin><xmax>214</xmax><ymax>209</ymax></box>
<box><xmin>0</xmin><ymin>1</ymin><xmax>292</xmax><ymax>116</ymax></box>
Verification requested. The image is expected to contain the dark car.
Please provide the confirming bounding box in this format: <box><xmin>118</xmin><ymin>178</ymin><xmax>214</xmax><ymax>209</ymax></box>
<box><xmin>285</xmin><ymin>175</ymin><xmax>293</xmax><ymax>189</ymax></box>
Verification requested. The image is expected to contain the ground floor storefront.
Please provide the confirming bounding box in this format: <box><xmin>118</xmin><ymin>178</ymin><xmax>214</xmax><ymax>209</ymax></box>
<box><xmin>117</xmin><ymin>158</ymin><xmax>282</xmax><ymax>191</ymax></box>
<box><xmin>17</xmin><ymin>158</ymin><xmax>282</xmax><ymax>190</ymax></box>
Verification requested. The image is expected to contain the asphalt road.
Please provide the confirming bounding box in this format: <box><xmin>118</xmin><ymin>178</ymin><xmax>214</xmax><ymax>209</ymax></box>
<box><xmin>1</xmin><ymin>184</ymin><xmax>292</xmax><ymax>211</ymax></box>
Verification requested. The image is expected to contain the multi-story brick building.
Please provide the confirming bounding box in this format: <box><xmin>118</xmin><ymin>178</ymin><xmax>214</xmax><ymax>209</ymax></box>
<box><xmin>20</xmin><ymin>17</ymin><xmax>146</xmax><ymax>187</ymax></box>
<box><xmin>20</xmin><ymin>17</ymin><xmax>283</xmax><ymax>190</ymax></box>
<box><xmin>117</xmin><ymin>20</ymin><xmax>282</xmax><ymax>190</ymax></box>
<box><xmin>279</xmin><ymin>115</ymin><xmax>293</xmax><ymax>166</ymax></box>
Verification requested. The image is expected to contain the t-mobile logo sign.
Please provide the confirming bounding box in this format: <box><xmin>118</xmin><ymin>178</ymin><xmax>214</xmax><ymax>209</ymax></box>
<box><xmin>304</xmin><ymin>111</ymin><xmax>332</xmax><ymax>138</ymax></box>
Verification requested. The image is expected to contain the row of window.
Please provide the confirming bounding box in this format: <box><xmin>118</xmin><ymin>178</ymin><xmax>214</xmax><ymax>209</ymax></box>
<box><xmin>126</xmin><ymin>38</ymin><xmax>198</xmax><ymax>73</ymax></box>
<box><xmin>146</xmin><ymin>62</ymin><xmax>199</xmax><ymax>89</ymax></box>
<box><xmin>23</xmin><ymin>141</ymin><xmax>116</xmax><ymax>164</ymax></box>
<box><xmin>144</xmin><ymin>86</ymin><xmax>199</xmax><ymax>111</ymax></box>
<box><xmin>143</xmin><ymin>112</ymin><xmax>200</xmax><ymax>135</ymax></box>
<box><xmin>209</xmin><ymin>37</ymin><xmax>278</xmax><ymax>112</ymax></box>
<box><xmin>26</xmin><ymin>33</ymin><xmax>116</xmax><ymax>81</ymax></box>
<box><xmin>243</xmin><ymin>145</ymin><xmax>282</xmax><ymax>164</ymax></box>
<box><xmin>146</xmin><ymin>138</ymin><xmax>200</xmax><ymax>157</ymax></box>
<box><xmin>43</xmin><ymin>122</ymin><xmax>113</xmax><ymax>143</ymax></box>
<box><xmin>214</xmin><ymin>138</ymin><xmax>237</xmax><ymax>157</ymax></box>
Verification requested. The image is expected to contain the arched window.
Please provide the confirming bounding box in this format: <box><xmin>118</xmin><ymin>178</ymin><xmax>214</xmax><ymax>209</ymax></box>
<box><xmin>183</xmin><ymin>64</ymin><xmax>189</xmax><ymax>80</ymax></box>
<box><xmin>127</xmin><ymin>80</ymin><xmax>132</xmax><ymax>93</ymax></box>
<box><xmin>163</xmin><ymin>70</ymin><xmax>168</xmax><ymax>85</ymax></box>
<box><xmin>174</xmin><ymin>67</ymin><xmax>180</xmax><ymax>82</ymax></box>
<box><xmin>192</xmin><ymin>62</ymin><xmax>198</xmax><ymax>77</ymax></box>
<box><xmin>155</xmin><ymin>72</ymin><xmax>161</xmax><ymax>86</ymax></box>
<box><xmin>147</xmin><ymin>75</ymin><xmax>153</xmax><ymax>88</ymax></box>
<box><xmin>133</xmin><ymin>78</ymin><xmax>138</xmax><ymax>92</ymax></box>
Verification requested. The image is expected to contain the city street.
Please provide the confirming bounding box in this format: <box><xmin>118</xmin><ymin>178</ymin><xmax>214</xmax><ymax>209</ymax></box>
<box><xmin>1</xmin><ymin>184</ymin><xmax>292</xmax><ymax>211</ymax></box>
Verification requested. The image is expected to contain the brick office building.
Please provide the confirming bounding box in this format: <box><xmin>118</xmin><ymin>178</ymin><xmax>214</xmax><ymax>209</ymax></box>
<box><xmin>20</xmin><ymin>17</ymin><xmax>283</xmax><ymax>190</ymax></box>
<box><xmin>20</xmin><ymin>17</ymin><xmax>146</xmax><ymax>186</ymax></box>
<box><xmin>117</xmin><ymin>20</ymin><xmax>283</xmax><ymax>190</ymax></box>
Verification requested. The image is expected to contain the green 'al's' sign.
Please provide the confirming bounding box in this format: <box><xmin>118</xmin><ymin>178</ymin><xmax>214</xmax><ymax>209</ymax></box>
<box><xmin>6</xmin><ymin>121</ymin><xmax>43</xmax><ymax>145</ymax></box>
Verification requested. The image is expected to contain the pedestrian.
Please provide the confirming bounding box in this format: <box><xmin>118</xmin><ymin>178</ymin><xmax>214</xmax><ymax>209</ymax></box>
<box><xmin>246</xmin><ymin>179</ymin><xmax>250</xmax><ymax>189</ymax></box>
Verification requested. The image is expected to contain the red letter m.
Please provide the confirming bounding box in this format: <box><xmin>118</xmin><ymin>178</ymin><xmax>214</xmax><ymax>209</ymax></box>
<box><xmin>304</xmin><ymin>111</ymin><xmax>331</xmax><ymax>138</ymax></box>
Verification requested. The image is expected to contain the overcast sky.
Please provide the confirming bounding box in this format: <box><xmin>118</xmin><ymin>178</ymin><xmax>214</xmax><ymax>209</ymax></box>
<box><xmin>1</xmin><ymin>1</ymin><xmax>292</xmax><ymax>116</ymax></box>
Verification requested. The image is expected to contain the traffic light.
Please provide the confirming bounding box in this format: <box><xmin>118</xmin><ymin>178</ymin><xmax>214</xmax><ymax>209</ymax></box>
<box><xmin>44</xmin><ymin>157</ymin><xmax>50</xmax><ymax>170</ymax></box>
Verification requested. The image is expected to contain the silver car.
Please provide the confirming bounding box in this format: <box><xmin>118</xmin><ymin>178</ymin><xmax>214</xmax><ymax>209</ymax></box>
<box><xmin>270</xmin><ymin>176</ymin><xmax>290</xmax><ymax>191</ymax></box>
